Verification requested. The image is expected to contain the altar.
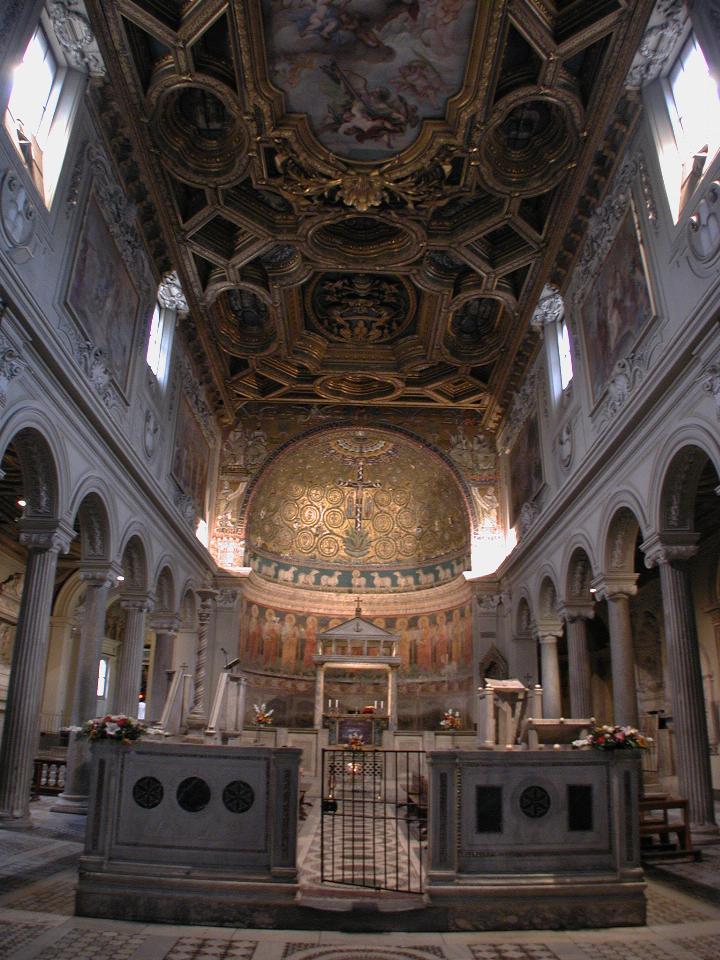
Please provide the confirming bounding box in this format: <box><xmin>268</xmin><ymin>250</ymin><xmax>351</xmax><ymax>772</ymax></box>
<box><xmin>312</xmin><ymin>603</ymin><xmax>401</xmax><ymax>734</ymax></box>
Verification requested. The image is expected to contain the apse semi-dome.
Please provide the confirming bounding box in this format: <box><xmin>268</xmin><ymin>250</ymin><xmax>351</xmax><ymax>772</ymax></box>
<box><xmin>246</xmin><ymin>428</ymin><xmax>470</xmax><ymax>592</ymax></box>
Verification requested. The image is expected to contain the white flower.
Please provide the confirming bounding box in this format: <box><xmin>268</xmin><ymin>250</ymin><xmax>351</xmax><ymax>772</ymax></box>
<box><xmin>105</xmin><ymin>722</ymin><xmax>120</xmax><ymax>735</ymax></box>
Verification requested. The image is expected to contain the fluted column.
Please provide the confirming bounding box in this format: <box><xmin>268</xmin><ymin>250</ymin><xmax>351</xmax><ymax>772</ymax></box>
<box><xmin>191</xmin><ymin>587</ymin><xmax>218</xmax><ymax>719</ymax></box>
<box><xmin>148</xmin><ymin>615</ymin><xmax>180</xmax><ymax>722</ymax></box>
<box><xmin>594</xmin><ymin>576</ymin><xmax>639</xmax><ymax>727</ymax></box>
<box><xmin>538</xmin><ymin>633</ymin><xmax>562</xmax><ymax>718</ymax></box>
<box><xmin>643</xmin><ymin>534</ymin><xmax>717</xmax><ymax>832</ymax></box>
<box><xmin>53</xmin><ymin>563</ymin><xmax>118</xmax><ymax>813</ymax></box>
<box><xmin>0</xmin><ymin>520</ymin><xmax>74</xmax><ymax>822</ymax></box>
<box><xmin>114</xmin><ymin>594</ymin><xmax>153</xmax><ymax>717</ymax></box>
<box><xmin>561</xmin><ymin>604</ymin><xmax>594</xmax><ymax>719</ymax></box>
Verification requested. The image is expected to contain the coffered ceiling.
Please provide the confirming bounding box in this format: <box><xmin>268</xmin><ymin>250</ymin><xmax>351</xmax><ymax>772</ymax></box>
<box><xmin>86</xmin><ymin>0</ymin><xmax>654</xmax><ymax>430</ymax></box>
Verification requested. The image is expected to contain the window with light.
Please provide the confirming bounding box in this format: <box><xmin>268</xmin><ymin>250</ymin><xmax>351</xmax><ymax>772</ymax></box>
<box><xmin>96</xmin><ymin>657</ymin><xmax>108</xmax><ymax>699</ymax></box>
<box><xmin>557</xmin><ymin>319</ymin><xmax>573</xmax><ymax>391</ymax></box>
<box><xmin>660</xmin><ymin>32</ymin><xmax>720</xmax><ymax>220</ymax></box>
<box><xmin>146</xmin><ymin>302</ymin><xmax>164</xmax><ymax>377</ymax></box>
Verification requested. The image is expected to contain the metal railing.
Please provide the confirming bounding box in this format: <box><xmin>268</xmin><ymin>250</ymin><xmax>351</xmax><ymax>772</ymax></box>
<box><xmin>320</xmin><ymin>748</ymin><xmax>426</xmax><ymax>893</ymax></box>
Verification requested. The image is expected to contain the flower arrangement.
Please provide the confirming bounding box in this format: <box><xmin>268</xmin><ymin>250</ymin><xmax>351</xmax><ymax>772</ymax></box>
<box><xmin>253</xmin><ymin>702</ymin><xmax>274</xmax><ymax>726</ymax></box>
<box><xmin>440</xmin><ymin>709</ymin><xmax>461</xmax><ymax>730</ymax></box>
<box><xmin>573</xmin><ymin>724</ymin><xmax>652</xmax><ymax>750</ymax></box>
<box><xmin>81</xmin><ymin>715</ymin><xmax>145</xmax><ymax>743</ymax></box>
<box><xmin>347</xmin><ymin>732</ymin><xmax>365</xmax><ymax>750</ymax></box>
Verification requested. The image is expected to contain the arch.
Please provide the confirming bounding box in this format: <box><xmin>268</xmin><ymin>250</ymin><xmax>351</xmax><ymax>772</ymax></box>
<box><xmin>515</xmin><ymin>594</ymin><xmax>533</xmax><ymax>636</ymax></box>
<box><xmin>241</xmin><ymin>420</ymin><xmax>476</xmax><ymax>542</ymax></box>
<box><xmin>73</xmin><ymin>490</ymin><xmax>113</xmax><ymax>562</ymax></box>
<box><xmin>120</xmin><ymin>535</ymin><xmax>149</xmax><ymax>592</ymax></box>
<box><xmin>648</xmin><ymin>424</ymin><xmax>720</xmax><ymax>533</ymax></box>
<box><xmin>564</xmin><ymin>545</ymin><xmax>595</xmax><ymax>605</ymax></box>
<box><xmin>52</xmin><ymin>568</ymin><xmax>88</xmax><ymax>620</ymax></box>
<box><xmin>656</xmin><ymin>444</ymin><xmax>715</xmax><ymax>535</ymax></box>
<box><xmin>0</xmin><ymin>405</ymin><xmax>69</xmax><ymax>518</ymax></box>
<box><xmin>180</xmin><ymin>586</ymin><xmax>197</xmax><ymax>629</ymax></box>
<box><xmin>537</xmin><ymin>574</ymin><xmax>559</xmax><ymax>624</ymax></box>
<box><xmin>154</xmin><ymin>564</ymin><xmax>177</xmax><ymax>614</ymax></box>
<box><xmin>600</xmin><ymin>502</ymin><xmax>645</xmax><ymax>576</ymax></box>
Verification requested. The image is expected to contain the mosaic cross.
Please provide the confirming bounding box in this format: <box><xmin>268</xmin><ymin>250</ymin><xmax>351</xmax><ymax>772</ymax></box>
<box><xmin>338</xmin><ymin>459</ymin><xmax>381</xmax><ymax>531</ymax></box>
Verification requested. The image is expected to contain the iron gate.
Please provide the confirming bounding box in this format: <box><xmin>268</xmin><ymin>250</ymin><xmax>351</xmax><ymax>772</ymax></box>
<box><xmin>320</xmin><ymin>749</ymin><xmax>426</xmax><ymax>893</ymax></box>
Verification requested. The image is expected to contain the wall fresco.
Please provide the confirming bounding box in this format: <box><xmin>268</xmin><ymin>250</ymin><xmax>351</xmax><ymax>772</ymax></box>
<box><xmin>239</xmin><ymin>596</ymin><xmax>473</xmax><ymax>678</ymax></box>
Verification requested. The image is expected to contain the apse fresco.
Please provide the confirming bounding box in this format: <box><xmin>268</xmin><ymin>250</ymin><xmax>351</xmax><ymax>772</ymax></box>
<box><xmin>239</xmin><ymin>597</ymin><xmax>473</xmax><ymax>678</ymax></box>
<box><xmin>581</xmin><ymin>208</ymin><xmax>654</xmax><ymax>404</ymax></box>
<box><xmin>261</xmin><ymin>0</ymin><xmax>478</xmax><ymax>161</ymax></box>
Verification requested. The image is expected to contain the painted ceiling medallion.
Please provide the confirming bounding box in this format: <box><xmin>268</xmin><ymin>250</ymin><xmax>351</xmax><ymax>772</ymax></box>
<box><xmin>308</xmin><ymin>273</ymin><xmax>414</xmax><ymax>343</ymax></box>
<box><xmin>261</xmin><ymin>0</ymin><xmax>478</xmax><ymax>162</ymax></box>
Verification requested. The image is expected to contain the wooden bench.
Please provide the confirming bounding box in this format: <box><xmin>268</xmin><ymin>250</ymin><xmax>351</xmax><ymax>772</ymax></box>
<box><xmin>639</xmin><ymin>795</ymin><xmax>698</xmax><ymax>860</ymax></box>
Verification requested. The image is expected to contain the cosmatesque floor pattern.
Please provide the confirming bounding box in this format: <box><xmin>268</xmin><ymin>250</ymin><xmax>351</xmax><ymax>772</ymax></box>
<box><xmin>4</xmin><ymin>799</ymin><xmax>720</xmax><ymax>960</ymax></box>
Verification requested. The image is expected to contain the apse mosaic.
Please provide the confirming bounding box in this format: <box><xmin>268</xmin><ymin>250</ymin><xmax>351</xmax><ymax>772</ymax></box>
<box><xmin>261</xmin><ymin>0</ymin><xmax>479</xmax><ymax>161</ymax></box>
<box><xmin>240</xmin><ymin>597</ymin><xmax>473</xmax><ymax>678</ymax></box>
<box><xmin>245</xmin><ymin>428</ymin><xmax>469</xmax><ymax>578</ymax></box>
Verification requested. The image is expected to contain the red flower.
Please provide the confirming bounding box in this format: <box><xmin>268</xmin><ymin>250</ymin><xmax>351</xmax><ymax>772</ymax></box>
<box><xmin>117</xmin><ymin>718</ymin><xmax>126</xmax><ymax>726</ymax></box>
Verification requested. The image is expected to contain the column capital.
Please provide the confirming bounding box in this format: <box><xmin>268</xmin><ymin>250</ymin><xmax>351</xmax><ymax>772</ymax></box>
<box><xmin>591</xmin><ymin>573</ymin><xmax>638</xmax><ymax>601</ymax></box>
<box><xmin>560</xmin><ymin>603</ymin><xmax>595</xmax><ymax>622</ymax></box>
<box><xmin>149</xmin><ymin>614</ymin><xmax>181</xmax><ymax>635</ymax></box>
<box><xmin>120</xmin><ymin>592</ymin><xmax>154</xmax><ymax>613</ymax></box>
<box><xmin>641</xmin><ymin>532</ymin><xmax>700</xmax><ymax>569</ymax></box>
<box><xmin>18</xmin><ymin>518</ymin><xmax>75</xmax><ymax>554</ymax></box>
<box><xmin>79</xmin><ymin>560</ymin><xmax>123</xmax><ymax>588</ymax></box>
<box><xmin>537</xmin><ymin>631</ymin><xmax>560</xmax><ymax>645</ymax></box>
<box><xmin>215</xmin><ymin>588</ymin><xmax>239</xmax><ymax>609</ymax></box>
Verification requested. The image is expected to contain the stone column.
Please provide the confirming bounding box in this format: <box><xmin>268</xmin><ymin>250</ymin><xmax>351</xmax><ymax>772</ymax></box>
<box><xmin>53</xmin><ymin>564</ymin><xmax>118</xmax><ymax>814</ymax></box>
<box><xmin>0</xmin><ymin>520</ymin><xmax>74</xmax><ymax>823</ymax></box>
<box><xmin>538</xmin><ymin>632</ymin><xmax>562</xmax><ymax>718</ymax></box>
<box><xmin>643</xmin><ymin>535</ymin><xmax>717</xmax><ymax>832</ymax></box>
<box><xmin>114</xmin><ymin>594</ymin><xmax>153</xmax><ymax>717</ymax></box>
<box><xmin>148</xmin><ymin>616</ymin><xmax>180</xmax><ymax>723</ymax></box>
<box><xmin>314</xmin><ymin>664</ymin><xmax>326</xmax><ymax>728</ymax></box>
<box><xmin>561</xmin><ymin>604</ymin><xmax>594</xmax><ymax>719</ymax></box>
<box><xmin>388</xmin><ymin>667</ymin><xmax>398</xmax><ymax>732</ymax></box>
<box><xmin>594</xmin><ymin>576</ymin><xmax>639</xmax><ymax>728</ymax></box>
<box><xmin>190</xmin><ymin>587</ymin><xmax>218</xmax><ymax>720</ymax></box>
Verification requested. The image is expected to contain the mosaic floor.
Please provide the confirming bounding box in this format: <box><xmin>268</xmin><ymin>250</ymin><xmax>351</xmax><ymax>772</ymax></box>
<box><xmin>3</xmin><ymin>798</ymin><xmax>720</xmax><ymax>960</ymax></box>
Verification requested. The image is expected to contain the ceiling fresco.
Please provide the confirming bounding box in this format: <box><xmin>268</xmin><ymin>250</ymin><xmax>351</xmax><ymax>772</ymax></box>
<box><xmin>261</xmin><ymin>0</ymin><xmax>479</xmax><ymax>162</ymax></box>
<box><xmin>245</xmin><ymin>427</ymin><xmax>469</xmax><ymax>572</ymax></box>
<box><xmin>86</xmin><ymin>0</ymin><xmax>654</xmax><ymax>428</ymax></box>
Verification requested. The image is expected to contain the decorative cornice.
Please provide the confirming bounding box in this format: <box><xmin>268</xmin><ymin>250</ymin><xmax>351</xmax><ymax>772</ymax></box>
<box><xmin>625</xmin><ymin>0</ymin><xmax>686</xmax><ymax>89</ymax></box>
<box><xmin>48</xmin><ymin>0</ymin><xmax>106</xmax><ymax>77</ymax></box>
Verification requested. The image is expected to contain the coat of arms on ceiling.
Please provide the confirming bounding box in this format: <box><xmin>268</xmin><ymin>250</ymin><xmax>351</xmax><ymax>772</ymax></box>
<box><xmin>308</xmin><ymin>272</ymin><xmax>415</xmax><ymax>343</ymax></box>
<box><xmin>261</xmin><ymin>0</ymin><xmax>478</xmax><ymax>161</ymax></box>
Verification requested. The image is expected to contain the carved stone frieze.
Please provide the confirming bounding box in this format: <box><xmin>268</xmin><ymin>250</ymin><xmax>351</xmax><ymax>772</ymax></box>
<box><xmin>688</xmin><ymin>180</ymin><xmax>720</xmax><ymax>267</ymax></box>
<box><xmin>476</xmin><ymin>592</ymin><xmax>509</xmax><ymax>613</ymax></box>
<box><xmin>177</xmin><ymin>355</ymin><xmax>218</xmax><ymax>445</ymax></box>
<box><xmin>571</xmin><ymin>152</ymin><xmax>657</xmax><ymax>306</ymax></box>
<box><xmin>557</xmin><ymin>421</ymin><xmax>573</xmax><ymax>470</ymax></box>
<box><xmin>0</xmin><ymin>333</ymin><xmax>27</xmax><ymax>407</ymax></box>
<box><xmin>594</xmin><ymin>351</ymin><xmax>648</xmax><ymax>429</ymax></box>
<box><xmin>158</xmin><ymin>271</ymin><xmax>189</xmax><ymax>315</ymax></box>
<box><xmin>83</xmin><ymin>143</ymin><xmax>152</xmax><ymax>297</ymax></box>
<box><xmin>48</xmin><ymin>0</ymin><xmax>105</xmax><ymax>76</ymax></box>
<box><xmin>530</xmin><ymin>285</ymin><xmax>564</xmax><ymax>331</ymax></box>
<box><xmin>0</xmin><ymin>171</ymin><xmax>36</xmax><ymax>250</ymax></box>
<box><xmin>701</xmin><ymin>362</ymin><xmax>720</xmax><ymax>419</ymax></box>
<box><xmin>56</xmin><ymin>315</ymin><xmax>124</xmax><ymax>414</ymax></box>
<box><xmin>216</xmin><ymin>588</ymin><xmax>240</xmax><ymax>609</ymax></box>
<box><xmin>499</xmin><ymin>359</ymin><xmax>540</xmax><ymax>453</ymax></box>
<box><xmin>174</xmin><ymin>490</ymin><xmax>198</xmax><ymax>527</ymax></box>
<box><xmin>517</xmin><ymin>500</ymin><xmax>539</xmax><ymax>539</ymax></box>
<box><xmin>625</xmin><ymin>0</ymin><xmax>686</xmax><ymax>89</ymax></box>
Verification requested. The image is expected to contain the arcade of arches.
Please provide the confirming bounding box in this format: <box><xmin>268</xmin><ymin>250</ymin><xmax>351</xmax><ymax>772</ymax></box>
<box><xmin>1</xmin><ymin>0</ymin><xmax>720</xmax><ymax>857</ymax></box>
